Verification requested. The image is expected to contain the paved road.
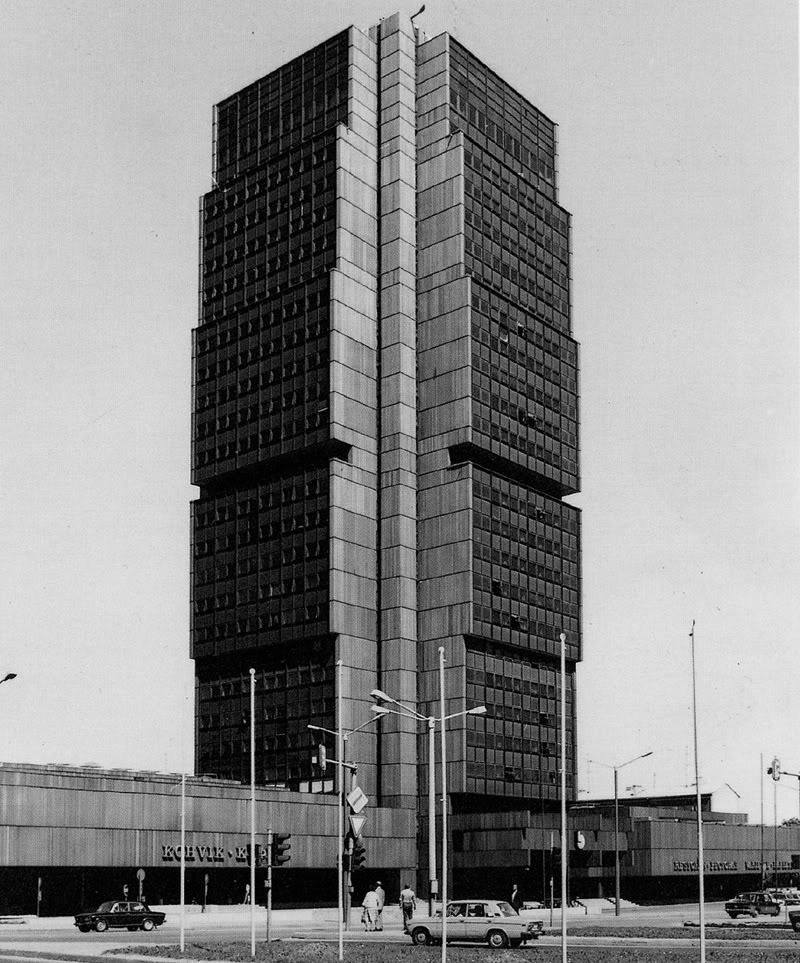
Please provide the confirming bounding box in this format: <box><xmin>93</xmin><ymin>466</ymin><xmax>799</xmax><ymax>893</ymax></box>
<box><xmin>1</xmin><ymin>904</ymin><xmax>798</xmax><ymax>961</ymax></box>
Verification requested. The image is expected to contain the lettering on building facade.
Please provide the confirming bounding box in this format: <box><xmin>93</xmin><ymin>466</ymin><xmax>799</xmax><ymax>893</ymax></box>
<box><xmin>160</xmin><ymin>844</ymin><xmax>265</xmax><ymax>864</ymax></box>
<box><xmin>672</xmin><ymin>860</ymin><xmax>738</xmax><ymax>873</ymax></box>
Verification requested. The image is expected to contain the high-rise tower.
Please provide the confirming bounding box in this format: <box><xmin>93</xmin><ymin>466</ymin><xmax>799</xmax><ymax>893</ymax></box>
<box><xmin>191</xmin><ymin>13</ymin><xmax>580</xmax><ymax>833</ymax></box>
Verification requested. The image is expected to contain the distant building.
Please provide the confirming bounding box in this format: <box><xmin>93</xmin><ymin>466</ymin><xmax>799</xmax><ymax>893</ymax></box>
<box><xmin>190</xmin><ymin>12</ymin><xmax>581</xmax><ymax>885</ymax></box>
<box><xmin>454</xmin><ymin>793</ymin><xmax>800</xmax><ymax>903</ymax></box>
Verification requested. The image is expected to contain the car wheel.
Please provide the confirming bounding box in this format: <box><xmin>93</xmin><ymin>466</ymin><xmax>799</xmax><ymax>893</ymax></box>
<box><xmin>727</xmin><ymin>912</ymin><xmax>738</xmax><ymax>919</ymax></box>
<box><xmin>509</xmin><ymin>939</ymin><xmax>522</xmax><ymax>948</ymax></box>
<box><xmin>749</xmin><ymin>909</ymin><xmax>757</xmax><ymax>918</ymax></box>
<box><xmin>127</xmin><ymin>926</ymin><xmax>138</xmax><ymax>931</ymax></box>
<box><xmin>411</xmin><ymin>927</ymin><xmax>432</xmax><ymax>945</ymax></box>
<box><xmin>94</xmin><ymin>920</ymin><xmax>108</xmax><ymax>933</ymax></box>
<box><xmin>792</xmin><ymin>920</ymin><xmax>800</xmax><ymax>932</ymax></box>
<box><xmin>141</xmin><ymin>918</ymin><xmax>155</xmax><ymax>932</ymax></box>
<box><xmin>487</xmin><ymin>929</ymin><xmax>510</xmax><ymax>949</ymax></box>
<box><xmin>78</xmin><ymin>926</ymin><xmax>91</xmax><ymax>933</ymax></box>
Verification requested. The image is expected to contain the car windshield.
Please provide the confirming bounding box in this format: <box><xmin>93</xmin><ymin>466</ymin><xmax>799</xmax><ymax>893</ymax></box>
<box><xmin>494</xmin><ymin>901</ymin><xmax>518</xmax><ymax>917</ymax></box>
<box><xmin>97</xmin><ymin>902</ymin><xmax>115</xmax><ymax>913</ymax></box>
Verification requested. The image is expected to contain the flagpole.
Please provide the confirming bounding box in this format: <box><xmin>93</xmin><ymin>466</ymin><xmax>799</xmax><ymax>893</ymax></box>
<box><xmin>690</xmin><ymin>621</ymin><xmax>705</xmax><ymax>963</ymax></box>
<box><xmin>179</xmin><ymin>771</ymin><xmax>185</xmax><ymax>952</ymax></box>
<box><xmin>559</xmin><ymin>632</ymin><xmax>567</xmax><ymax>963</ymax></box>
<box><xmin>337</xmin><ymin>659</ymin><xmax>344</xmax><ymax>961</ymax></box>
<box><xmin>250</xmin><ymin>667</ymin><xmax>256</xmax><ymax>957</ymax></box>
<box><xmin>439</xmin><ymin>646</ymin><xmax>447</xmax><ymax>963</ymax></box>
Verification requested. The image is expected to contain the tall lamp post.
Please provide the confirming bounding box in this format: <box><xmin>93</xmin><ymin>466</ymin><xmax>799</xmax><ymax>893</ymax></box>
<box><xmin>589</xmin><ymin>751</ymin><xmax>653</xmax><ymax>915</ymax></box>
<box><xmin>370</xmin><ymin>689</ymin><xmax>487</xmax><ymax>916</ymax></box>
<box><xmin>371</xmin><ymin>678</ymin><xmax>487</xmax><ymax>957</ymax></box>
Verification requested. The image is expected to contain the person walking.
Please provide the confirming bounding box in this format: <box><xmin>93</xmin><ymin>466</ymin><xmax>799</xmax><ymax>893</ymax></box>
<box><xmin>510</xmin><ymin>883</ymin><xmax>523</xmax><ymax>912</ymax></box>
<box><xmin>362</xmin><ymin>886</ymin><xmax>379</xmax><ymax>931</ymax></box>
<box><xmin>399</xmin><ymin>882</ymin><xmax>416</xmax><ymax>934</ymax></box>
<box><xmin>374</xmin><ymin>881</ymin><xmax>386</xmax><ymax>931</ymax></box>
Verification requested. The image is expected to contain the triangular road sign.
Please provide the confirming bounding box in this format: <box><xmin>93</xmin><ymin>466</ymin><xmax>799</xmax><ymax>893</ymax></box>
<box><xmin>349</xmin><ymin>814</ymin><xmax>366</xmax><ymax>838</ymax></box>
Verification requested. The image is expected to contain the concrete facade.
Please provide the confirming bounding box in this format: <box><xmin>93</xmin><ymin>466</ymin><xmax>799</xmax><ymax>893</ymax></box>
<box><xmin>0</xmin><ymin>763</ymin><xmax>415</xmax><ymax>915</ymax></box>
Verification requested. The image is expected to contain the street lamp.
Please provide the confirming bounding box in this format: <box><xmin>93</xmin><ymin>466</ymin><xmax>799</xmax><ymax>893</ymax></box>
<box><xmin>370</xmin><ymin>683</ymin><xmax>487</xmax><ymax>934</ymax></box>
<box><xmin>0</xmin><ymin>673</ymin><xmax>17</xmax><ymax>685</ymax></box>
<box><xmin>370</xmin><ymin>689</ymin><xmax>436</xmax><ymax>916</ymax></box>
<box><xmin>776</xmin><ymin>767</ymin><xmax>800</xmax><ymax>822</ymax></box>
<box><xmin>767</xmin><ymin>758</ymin><xmax>781</xmax><ymax>887</ymax></box>
<box><xmin>590</xmin><ymin>751</ymin><xmax>653</xmax><ymax>915</ymax></box>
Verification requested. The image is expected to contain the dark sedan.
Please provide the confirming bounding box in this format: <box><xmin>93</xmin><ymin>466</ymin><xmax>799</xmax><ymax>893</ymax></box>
<box><xmin>724</xmin><ymin>892</ymin><xmax>781</xmax><ymax>919</ymax></box>
<box><xmin>74</xmin><ymin>900</ymin><xmax>166</xmax><ymax>932</ymax></box>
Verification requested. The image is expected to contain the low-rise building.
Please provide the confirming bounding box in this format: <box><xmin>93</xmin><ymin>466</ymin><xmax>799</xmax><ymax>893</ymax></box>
<box><xmin>0</xmin><ymin>762</ymin><xmax>414</xmax><ymax>915</ymax></box>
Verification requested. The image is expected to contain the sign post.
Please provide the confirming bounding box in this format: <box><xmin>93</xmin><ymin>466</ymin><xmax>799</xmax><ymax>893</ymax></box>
<box><xmin>345</xmin><ymin>783</ymin><xmax>369</xmax><ymax>929</ymax></box>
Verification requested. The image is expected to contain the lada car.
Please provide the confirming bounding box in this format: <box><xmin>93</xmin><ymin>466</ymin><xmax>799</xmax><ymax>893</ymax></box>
<box><xmin>74</xmin><ymin>901</ymin><xmax>166</xmax><ymax>932</ymax></box>
<box><xmin>724</xmin><ymin>892</ymin><xmax>781</xmax><ymax>918</ymax></box>
<box><xmin>409</xmin><ymin>899</ymin><xmax>543</xmax><ymax>948</ymax></box>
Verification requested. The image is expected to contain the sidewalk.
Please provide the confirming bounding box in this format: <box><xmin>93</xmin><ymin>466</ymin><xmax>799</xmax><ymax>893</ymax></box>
<box><xmin>0</xmin><ymin>905</ymin><xmax>405</xmax><ymax>930</ymax></box>
<box><xmin>0</xmin><ymin>907</ymin><xmax>409</xmax><ymax>962</ymax></box>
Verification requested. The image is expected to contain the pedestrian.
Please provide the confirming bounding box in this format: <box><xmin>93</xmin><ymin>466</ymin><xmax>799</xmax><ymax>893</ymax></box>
<box><xmin>511</xmin><ymin>883</ymin><xmax>523</xmax><ymax>912</ymax></box>
<box><xmin>374</xmin><ymin>881</ymin><xmax>385</xmax><ymax>931</ymax></box>
<box><xmin>362</xmin><ymin>886</ymin><xmax>379</xmax><ymax>931</ymax></box>
<box><xmin>399</xmin><ymin>882</ymin><xmax>416</xmax><ymax>934</ymax></box>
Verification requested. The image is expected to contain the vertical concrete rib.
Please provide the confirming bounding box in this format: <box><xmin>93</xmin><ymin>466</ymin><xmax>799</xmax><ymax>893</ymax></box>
<box><xmin>415</xmin><ymin>32</ymin><xmax>472</xmax><ymax>797</ymax></box>
<box><xmin>375</xmin><ymin>13</ymin><xmax>419</xmax><ymax>809</ymax></box>
<box><xmin>328</xmin><ymin>27</ymin><xmax>380</xmax><ymax>795</ymax></box>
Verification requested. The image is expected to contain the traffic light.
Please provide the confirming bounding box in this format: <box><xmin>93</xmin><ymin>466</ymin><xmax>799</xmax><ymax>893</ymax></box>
<box><xmin>271</xmin><ymin>832</ymin><xmax>292</xmax><ymax>866</ymax></box>
<box><xmin>317</xmin><ymin>743</ymin><xmax>327</xmax><ymax>773</ymax></box>
<box><xmin>769</xmin><ymin>758</ymin><xmax>781</xmax><ymax>781</ymax></box>
<box><xmin>351</xmin><ymin>840</ymin><xmax>366</xmax><ymax>871</ymax></box>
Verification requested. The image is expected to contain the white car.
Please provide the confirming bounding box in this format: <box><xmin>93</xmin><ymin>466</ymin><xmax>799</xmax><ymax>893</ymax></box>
<box><xmin>409</xmin><ymin>899</ymin><xmax>543</xmax><ymax>948</ymax></box>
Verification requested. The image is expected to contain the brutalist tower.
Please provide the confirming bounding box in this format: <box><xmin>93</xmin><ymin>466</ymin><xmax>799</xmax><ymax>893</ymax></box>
<box><xmin>191</xmin><ymin>11</ymin><xmax>580</xmax><ymax>866</ymax></box>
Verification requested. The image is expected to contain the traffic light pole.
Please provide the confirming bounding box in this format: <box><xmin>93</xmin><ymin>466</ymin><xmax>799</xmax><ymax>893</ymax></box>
<box><xmin>266</xmin><ymin>828</ymin><xmax>273</xmax><ymax>944</ymax></box>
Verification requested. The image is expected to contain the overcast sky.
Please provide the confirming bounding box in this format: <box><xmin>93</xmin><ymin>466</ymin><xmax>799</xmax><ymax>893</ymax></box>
<box><xmin>1</xmin><ymin>0</ymin><xmax>797</xmax><ymax>823</ymax></box>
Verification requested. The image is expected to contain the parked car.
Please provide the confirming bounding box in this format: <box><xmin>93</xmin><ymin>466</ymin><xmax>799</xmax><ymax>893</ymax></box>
<box><xmin>408</xmin><ymin>899</ymin><xmax>543</xmax><ymax>948</ymax></box>
<box><xmin>724</xmin><ymin>892</ymin><xmax>782</xmax><ymax>918</ymax></box>
<box><xmin>74</xmin><ymin>901</ymin><xmax>166</xmax><ymax>933</ymax></box>
<box><xmin>766</xmin><ymin>888</ymin><xmax>800</xmax><ymax>905</ymax></box>
<box><xmin>788</xmin><ymin>908</ymin><xmax>800</xmax><ymax>931</ymax></box>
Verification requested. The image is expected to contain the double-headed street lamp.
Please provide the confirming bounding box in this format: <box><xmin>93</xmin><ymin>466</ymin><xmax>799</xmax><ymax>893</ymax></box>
<box><xmin>589</xmin><ymin>751</ymin><xmax>653</xmax><ymax>916</ymax></box>
<box><xmin>370</xmin><ymin>683</ymin><xmax>487</xmax><ymax>922</ymax></box>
